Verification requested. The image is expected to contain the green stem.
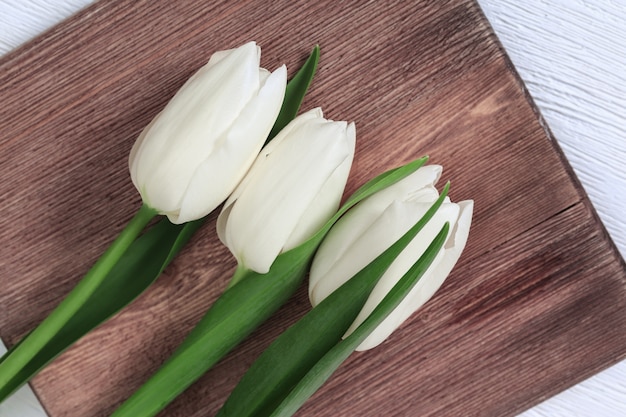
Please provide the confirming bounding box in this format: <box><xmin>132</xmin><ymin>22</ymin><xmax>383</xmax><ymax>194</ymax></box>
<box><xmin>110</xmin><ymin>257</ymin><xmax>308</xmax><ymax>417</ymax></box>
<box><xmin>0</xmin><ymin>204</ymin><xmax>156</xmax><ymax>390</ymax></box>
<box><xmin>227</xmin><ymin>264</ymin><xmax>250</xmax><ymax>289</ymax></box>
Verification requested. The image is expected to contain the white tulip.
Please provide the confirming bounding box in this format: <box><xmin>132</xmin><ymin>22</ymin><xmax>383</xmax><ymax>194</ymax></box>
<box><xmin>217</xmin><ymin>108</ymin><xmax>356</xmax><ymax>274</ymax></box>
<box><xmin>309</xmin><ymin>165</ymin><xmax>473</xmax><ymax>350</ymax></box>
<box><xmin>129</xmin><ymin>42</ymin><xmax>287</xmax><ymax>224</ymax></box>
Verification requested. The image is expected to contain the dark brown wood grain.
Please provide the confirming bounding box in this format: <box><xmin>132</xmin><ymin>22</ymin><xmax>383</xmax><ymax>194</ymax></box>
<box><xmin>1</xmin><ymin>0</ymin><xmax>624</xmax><ymax>416</ymax></box>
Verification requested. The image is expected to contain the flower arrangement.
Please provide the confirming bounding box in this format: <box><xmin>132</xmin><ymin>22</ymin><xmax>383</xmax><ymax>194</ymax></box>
<box><xmin>0</xmin><ymin>41</ymin><xmax>472</xmax><ymax>417</ymax></box>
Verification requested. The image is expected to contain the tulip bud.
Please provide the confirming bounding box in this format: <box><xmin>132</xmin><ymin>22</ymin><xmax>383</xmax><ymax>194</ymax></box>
<box><xmin>217</xmin><ymin>108</ymin><xmax>356</xmax><ymax>274</ymax></box>
<box><xmin>309</xmin><ymin>165</ymin><xmax>473</xmax><ymax>350</ymax></box>
<box><xmin>129</xmin><ymin>42</ymin><xmax>287</xmax><ymax>224</ymax></box>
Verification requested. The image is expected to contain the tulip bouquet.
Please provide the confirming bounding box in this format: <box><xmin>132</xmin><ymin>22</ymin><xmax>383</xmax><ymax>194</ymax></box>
<box><xmin>0</xmin><ymin>40</ymin><xmax>473</xmax><ymax>417</ymax></box>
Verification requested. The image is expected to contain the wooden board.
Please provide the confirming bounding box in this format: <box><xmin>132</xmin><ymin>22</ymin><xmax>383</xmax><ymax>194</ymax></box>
<box><xmin>1</xmin><ymin>0</ymin><xmax>625</xmax><ymax>416</ymax></box>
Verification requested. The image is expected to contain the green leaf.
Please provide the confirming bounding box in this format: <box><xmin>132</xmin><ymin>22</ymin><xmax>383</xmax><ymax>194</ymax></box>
<box><xmin>0</xmin><ymin>204</ymin><xmax>157</xmax><ymax>401</ymax></box>
<box><xmin>268</xmin><ymin>45</ymin><xmax>320</xmax><ymax>141</ymax></box>
<box><xmin>217</xmin><ymin>183</ymin><xmax>450</xmax><ymax>417</ymax></box>
<box><xmin>110</xmin><ymin>243</ymin><xmax>311</xmax><ymax>417</ymax></box>
<box><xmin>0</xmin><ymin>219</ymin><xmax>198</xmax><ymax>400</ymax></box>
<box><xmin>270</xmin><ymin>223</ymin><xmax>450</xmax><ymax>417</ymax></box>
<box><xmin>0</xmin><ymin>46</ymin><xmax>320</xmax><ymax>404</ymax></box>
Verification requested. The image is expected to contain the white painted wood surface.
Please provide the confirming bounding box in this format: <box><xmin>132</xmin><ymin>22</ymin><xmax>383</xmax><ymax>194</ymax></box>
<box><xmin>1</xmin><ymin>0</ymin><xmax>624</xmax><ymax>415</ymax></box>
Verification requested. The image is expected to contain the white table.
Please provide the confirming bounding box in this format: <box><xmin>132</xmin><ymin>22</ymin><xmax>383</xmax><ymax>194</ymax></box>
<box><xmin>1</xmin><ymin>0</ymin><xmax>624</xmax><ymax>416</ymax></box>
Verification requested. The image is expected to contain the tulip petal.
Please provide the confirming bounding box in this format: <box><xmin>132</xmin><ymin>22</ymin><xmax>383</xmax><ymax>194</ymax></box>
<box><xmin>217</xmin><ymin>108</ymin><xmax>324</xmax><ymax>235</ymax></box>
<box><xmin>308</xmin><ymin>165</ymin><xmax>442</xmax><ymax>301</ymax></box>
<box><xmin>283</xmin><ymin>122</ymin><xmax>356</xmax><ymax>251</ymax></box>
<box><xmin>350</xmin><ymin>201</ymin><xmax>463</xmax><ymax>350</ymax></box>
<box><xmin>205</xmin><ymin>41</ymin><xmax>261</xmax><ymax>69</ymax></box>
<box><xmin>361</xmin><ymin>201</ymin><xmax>470</xmax><ymax>352</ymax></box>
<box><xmin>310</xmin><ymin>200</ymin><xmax>446</xmax><ymax>309</ymax></box>
<box><xmin>128</xmin><ymin>112</ymin><xmax>160</xmax><ymax>194</ymax></box>
<box><xmin>221</xmin><ymin>114</ymin><xmax>353</xmax><ymax>273</ymax></box>
<box><xmin>364</xmin><ymin>164</ymin><xmax>442</xmax><ymax>207</ymax></box>
<box><xmin>172</xmin><ymin>65</ymin><xmax>287</xmax><ymax>223</ymax></box>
